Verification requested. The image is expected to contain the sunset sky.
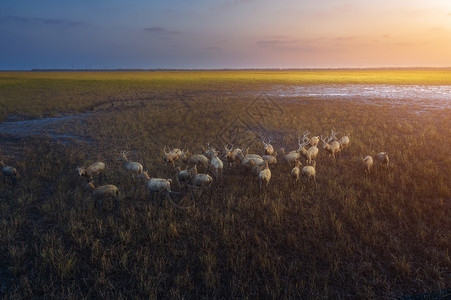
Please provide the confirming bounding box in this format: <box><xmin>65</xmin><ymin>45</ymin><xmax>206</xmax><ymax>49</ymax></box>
<box><xmin>1</xmin><ymin>0</ymin><xmax>451</xmax><ymax>69</ymax></box>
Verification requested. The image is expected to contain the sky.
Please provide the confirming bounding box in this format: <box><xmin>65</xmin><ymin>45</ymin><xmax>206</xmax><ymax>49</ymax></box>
<box><xmin>1</xmin><ymin>0</ymin><xmax>451</xmax><ymax>69</ymax></box>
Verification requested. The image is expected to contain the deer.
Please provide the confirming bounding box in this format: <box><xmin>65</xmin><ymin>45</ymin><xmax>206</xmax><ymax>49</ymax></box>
<box><xmin>187</xmin><ymin>165</ymin><xmax>214</xmax><ymax>199</ymax></box>
<box><xmin>210</xmin><ymin>152</ymin><xmax>224</xmax><ymax>177</ymax></box>
<box><xmin>85</xmin><ymin>182</ymin><xmax>120</xmax><ymax>211</ymax></box>
<box><xmin>360</xmin><ymin>155</ymin><xmax>374</xmax><ymax>174</ymax></box>
<box><xmin>138</xmin><ymin>171</ymin><xmax>173</xmax><ymax>206</ymax></box>
<box><xmin>279</xmin><ymin>138</ymin><xmax>305</xmax><ymax>167</ymax></box>
<box><xmin>118</xmin><ymin>151</ymin><xmax>143</xmax><ymax>178</ymax></box>
<box><xmin>330</xmin><ymin>129</ymin><xmax>350</xmax><ymax>148</ymax></box>
<box><xmin>376</xmin><ymin>152</ymin><xmax>389</xmax><ymax>169</ymax></box>
<box><xmin>181</xmin><ymin>150</ymin><xmax>209</xmax><ymax>171</ymax></box>
<box><xmin>236</xmin><ymin>150</ymin><xmax>263</xmax><ymax>178</ymax></box>
<box><xmin>163</xmin><ymin>146</ymin><xmax>182</xmax><ymax>166</ymax></box>
<box><xmin>300</xmin><ymin>132</ymin><xmax>319</xmax><ymax>164</ymax></box>
<box><xmin>262</xmin><ymin>154</ymin><xmax>277</xmax><ymax>166</ymax></box>
<box><xmin>339</xmin><ymin>133</ymin><xmax>350</xmax><ymax>149</ymax></box>
<box><xmin>203</xmin><ymin>143</ymin><xmax>219</xmax><ymax>160</ymax></box>
<box><xmin>249</xmin><ymin>160</ymin><xmax>264</xmax><ymax>178</ymax></box>
<box><xmin>236</xmin><ymin>149</ymin><xmax>265</xmax><ymax>169</ymax></box>
<box><xmin>301</xmin><ymin>144</ymin><xmax>319</xmax><ymax>164</ymax></box>
<box><xmin>250</xmin><ymin>160</ymin><xmax>271</xmax><ymax>190</ymax></box>
<box><xmin>303</xmin><ymin>130</ymin><xmax>320</xmax><ymax>147</ymax></box>
<box><xmin>175</xmin><ymin>166</ymin><xmax>192</xmax><ymax>189</ymax></box>
<box><xmin>291</xmin><ymin>160</ymin><xmax>302</xmax><ymax>186</ymax></box>
<box><xmin>243</xmin><ymin>148</ymin><xmax>264</xmax><ymax>160</ymax></box>
<box><xmin>258</xmin><ymin>161</ymin><xmax>271</xmax><ymax>190</ymax></box>
<box><xmin>1</xmin><ymin>160</ymin><xmax>18</xmax><ymax>185</ymax></box>
<box><xmin>262</xmin><ymin>136</ymin><xmax>275</xmax><ymax>155</ymax></box>
<box><xmin>321</xmin><ymin>136</ymin><xmax>341</xmax><ymax>159</ymax></box>
<box><xmin>224</xmin><ymin>145</ymin><xmax>242</xmax><ymax>167</ymax></box>
<box><xmin>279</xmin><ymin>147</ymin><xmax>301</xmax><ymax>166</ymax></box>
<box><xmin>77</xmin><ymin>161</ymin><xmax>106</xmax><ymax>183</ymax></box>
<box><xmin>302</xmin><ymin>161</ymin><xmax>317</xmax><ymax>188</ymax></box>
<box><xmin>0</xmin><ymin>160</ymin><xmax>19</xmax><ymax>184</ymax></box>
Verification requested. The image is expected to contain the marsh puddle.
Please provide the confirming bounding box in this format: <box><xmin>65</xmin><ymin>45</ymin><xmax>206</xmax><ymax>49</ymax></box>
<box><xmin>0</xmin><ymin>112</ymin><xmax>95</xmax><ymax>144</ymax></box>
<box><xmin>0</xmin><ymin>98</ymin><xmax>150</xmax><ymax>144</ymax></box>
<box><xmin>268</xmin><ymin>84</ymin><xmax>451</xmax><ymax>111</ymax></box>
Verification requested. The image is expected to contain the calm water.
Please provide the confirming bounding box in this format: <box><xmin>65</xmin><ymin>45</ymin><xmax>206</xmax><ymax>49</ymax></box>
<box><xmin>0</xmin><ymin>113</ymin><xmax>94</xmax><ymax>143</ymax></box>
<box><xmin>1</xmin><ymin>84</ymin><xmax>449</xmax><ymax>142</ymax></box>
<box><xmin>269</xmin><ymin>84</ymin><xmax>451</xmax><ymax>110</ymax></box>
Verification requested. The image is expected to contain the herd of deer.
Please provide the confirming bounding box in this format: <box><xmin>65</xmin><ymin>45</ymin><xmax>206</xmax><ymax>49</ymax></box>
<box><xmin>1</xmin><ymin>130</ymin><xmax>390</xmax><ymax>210</ymax></box>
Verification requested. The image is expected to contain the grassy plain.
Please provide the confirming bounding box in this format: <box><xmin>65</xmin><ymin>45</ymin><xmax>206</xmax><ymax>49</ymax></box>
<box><xmin>1</xmin><ymin>69</ymin><xmax>451</xmax><ymax>121</ymax></box>
<box><xmin>0</xmin><ymin>70</ymin><xmax>450</xmax><ymax>298</ymax></box>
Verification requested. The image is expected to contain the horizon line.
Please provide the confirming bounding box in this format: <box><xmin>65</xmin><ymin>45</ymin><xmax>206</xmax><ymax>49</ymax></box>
<box><xmin>1</xmin><ymin>66</ymin><xmax>451</xmax><ymax>72</ymax></box>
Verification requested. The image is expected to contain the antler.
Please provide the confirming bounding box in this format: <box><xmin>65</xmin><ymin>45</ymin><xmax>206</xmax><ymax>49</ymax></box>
<box><xmin>331</xmin><ymin>129</ymin><xmax>339</xmax><ymax>137</ymax></box>
<box><xmin>164</xmin><ymin>146</ymin><xmax>170</xmax><ymax>154</ymax></box>
<box><xmin>202</xmin><ymin>142</ymin><xmax>211</xmax><ymax>152</ymax></box>
<box><xmin>224</xmin><ymin>144</ymin><xmax>233</xmax><ymax>152</ymax></box>
<box><xmin>262</xmin><ymin>135</ymin><xmax>273</xmax><ymax>146</ymax></box>
<box><xmin>297</xmin><ymin>137</ymin><xmax>305</xmax><ymax>151</ymax></box>
<box><xmin>302</xmin><ymin>131</ymin><xmax>311</xmax><ymax>142</ymax></box>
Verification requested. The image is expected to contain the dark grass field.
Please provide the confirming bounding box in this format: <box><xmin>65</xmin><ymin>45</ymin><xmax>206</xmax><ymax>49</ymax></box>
<box><xmin>0</xmin><ymin>71</ymin><xmax>450</xmax><ymax>299</ymax></box>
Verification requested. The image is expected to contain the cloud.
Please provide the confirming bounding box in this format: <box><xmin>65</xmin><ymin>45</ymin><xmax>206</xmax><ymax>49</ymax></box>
<box><xmin>256</xmin><ymin>38</ymin><xmax>318</xmax><ymax>52</ymax></box>
<box><xmin>0</xmin><ymin>15</ymin><xmax>83</xmax><ymax>27</ymax></box>
<box><xmin>222</xmin><ymin>0</ymin><xmax>252</xmax><ymax>7</ymax></box>
<box><xmin>143</xmin><ymin>27</ymin><xmax>180</xmax><ymax>35</ymax></box>
<box><xmin>334</xmin><ymin>36</ymin><xmax>356</xmax><ymax>42</ymax></box>
<box><xmin>229</xmin><ymin>0</ymin><xmax>252</xmax><ymax>5</ymax></box>
<box><xmin>310</xmin><ymin>4</ymin><xmax>361</xmax><ymax>19</ymax></box>
<box><xmin>256</xmin><ymin>39</ymin><xmax>299</xmax><ymax>47</ymax></box>
<box><xmin>214</xmin><ymin>0</ymin><xmax>254</xmax><ymax>10</ymax></box>
<box><xmin>204</xmin><ymin>46</ymin><xmax>222</xmax><ymax>51</ymax></box>
<box><xmin>389</xmin><ymin>40</ymin><xmax>428</xmax><ymax>47</ymax></box>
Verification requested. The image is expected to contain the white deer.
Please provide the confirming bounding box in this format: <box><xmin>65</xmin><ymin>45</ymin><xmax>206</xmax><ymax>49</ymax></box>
<box><xmin>118</xmin><ymin>151</ymin><xmax>143</xmax><ymax>178</ymax></box>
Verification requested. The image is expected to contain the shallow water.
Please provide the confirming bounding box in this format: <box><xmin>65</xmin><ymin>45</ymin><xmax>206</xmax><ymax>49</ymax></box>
<box><xmin>1</xmin><ymin>84</ymin><xmax>449</xmax><ymax>144</ymax></box>
<box><xmin>0</xmin><ymin>112</ymin><xmax>94</xmax><ymax>143</ymax></box>
<box><xmin>269</xmin><ymin>84</ymin><xmax>451</xmax><ymax>111</ymax></box>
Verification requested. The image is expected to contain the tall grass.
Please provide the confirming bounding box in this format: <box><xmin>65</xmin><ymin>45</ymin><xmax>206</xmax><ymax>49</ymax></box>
<box><xmin>0</xmin><ymin>71</ymin><xmax>450</xmax><ymax>298</ymax></box>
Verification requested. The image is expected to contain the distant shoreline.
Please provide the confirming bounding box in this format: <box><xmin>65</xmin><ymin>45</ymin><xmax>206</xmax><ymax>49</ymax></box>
<box><xmin>0</xmin><ymin>67</ymin><xmax>451</xmax><ymax>72</ymax></box>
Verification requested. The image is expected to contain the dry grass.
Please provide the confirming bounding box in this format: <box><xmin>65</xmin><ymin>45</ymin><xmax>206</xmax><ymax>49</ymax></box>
<box><xmin>0</xmin><ymin>71</ymin><xmax>450</xmax><ymax>298</ymax></box>
<box><xmin>1</xmin><ymin>69</ymin><xmax>451</xmax><ymax>121</ymax></box>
